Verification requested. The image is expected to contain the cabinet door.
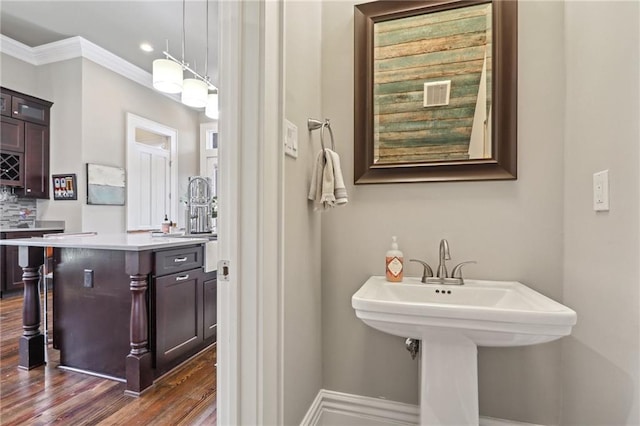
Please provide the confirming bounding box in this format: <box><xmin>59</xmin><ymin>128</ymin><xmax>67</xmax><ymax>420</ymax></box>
<box><xmin>203</xmin><ymin>274</ymin><xmax>217</xmax><ymax>341</ymax></box>
<box><xmin>0</xmin><ymin>93</ymin><xmax>10</xmax><ymax>117</ymax></box>
<box><xmin>1</xmin><ymin>244</ymin><xmax>23</xmax><ymax>294</ymax></box>
<box><xmin>22</xmin><ymin>122</ymin><xmax>49</xmax><ymax>198</ymax></box>
<box><xmin>155</xmin><ymin>269</ymin><xmax>203</xmax><ymax>367</ymax></box>
<box><xmin>11</xmin><ymin>95</ymin><xmax>50</xmax><ymax>125</ymax></box>
<box><xmin>0</xmin><ymin>230</ymin><xmax>60</xmax><ymax>297</ymax></box>
<box><xmin>1</xmin><ymin>116</ymin><xmax>24</xmax><ymax>152</ymax></box>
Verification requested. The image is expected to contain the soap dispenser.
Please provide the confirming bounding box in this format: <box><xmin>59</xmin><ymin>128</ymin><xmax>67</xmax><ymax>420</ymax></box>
<box><xmin>386</xmin><ymin>236</ymin><xmax>404</xmax><ymax>282</ymax></box>
<box><xmin>162</xmin><ymin>214</ymin><xmax>171</xmax><ymax>234</ymax></box>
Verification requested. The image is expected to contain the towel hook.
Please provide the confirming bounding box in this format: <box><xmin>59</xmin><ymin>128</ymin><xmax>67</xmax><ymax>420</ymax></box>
<box><xmin>308</xmin><ymin>118</ymin><xmax>335</xmax><ymax>151</ymax></box>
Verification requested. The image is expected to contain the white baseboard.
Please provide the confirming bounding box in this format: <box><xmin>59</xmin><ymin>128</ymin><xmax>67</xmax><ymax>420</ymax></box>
<box><xmin>301</xmin><ymin>389</ymin><xmax>545</xmax><ymax>426</ymax></box>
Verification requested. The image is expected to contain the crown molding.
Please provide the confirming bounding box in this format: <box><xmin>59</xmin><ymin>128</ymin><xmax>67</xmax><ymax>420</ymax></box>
<box><xmin>0</xmin><ymin>34</ymin><xmax>180</xmax><ymax>104</ymax></box>
<box><xmin>0</xmin><ymin>35</ymin><xmax>37</xmax><ymax>65</ymax></box>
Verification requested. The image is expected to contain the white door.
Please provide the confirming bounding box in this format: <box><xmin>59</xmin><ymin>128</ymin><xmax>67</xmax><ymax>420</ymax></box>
<box><xmin>129</xmin><ymin>143</ymin><xmax>170</xmax><ymax>229</ymax></box>
<box><xmin>217</xmin><ymin>1</ymin><xmax>284</xmax><ymax>424</ymax></box>
<box><xmin>126</xmin><ymin>113</ymin><xmax>178</xmax><ymax>231</ymax></box>
<box><xmin>200</xmin><ymin>122</ymin><xmax>218</xmax><ymax>196</ymax></box>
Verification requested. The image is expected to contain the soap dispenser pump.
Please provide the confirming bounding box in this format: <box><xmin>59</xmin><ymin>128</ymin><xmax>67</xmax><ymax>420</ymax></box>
<box><xmin>386</xmin><ymin>236</ymin><xmax>404</xmax><ymax>282</ymax></box>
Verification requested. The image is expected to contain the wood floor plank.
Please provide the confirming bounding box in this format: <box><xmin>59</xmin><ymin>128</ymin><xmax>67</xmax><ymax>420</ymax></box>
<box><xmin>0</xmin><ymin>293</ymin><xmax>217</xmax><ymax>425</ymax></box>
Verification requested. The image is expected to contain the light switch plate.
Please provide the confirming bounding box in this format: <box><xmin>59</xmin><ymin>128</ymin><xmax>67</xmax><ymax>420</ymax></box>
<box><xmin>593</xmin><ymin>169</ymin><xmax>610</xmax><ymax>211</ymax></box>
<box><xmin>284</xmin><ymin>119</ymin><xmax>298</xmax><ymax>158</ymax></box>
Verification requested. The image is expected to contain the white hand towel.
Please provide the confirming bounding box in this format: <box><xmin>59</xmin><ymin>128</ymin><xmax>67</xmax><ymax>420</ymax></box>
<box><xmin>326</xmin><ymin>149</ymin><xmax>348</xmax><ymax>205</ymax></box>
<box><xmin>308</xmin><ymin>149</ymin><xmax>348</xmax><ymax>210</ymax></box>
<box><xmin>308</xmin><ymin>149</ymin><xmax>325</xmax><ymax>209</ymax></box>
<box><xmin>320</xmin><ymin>150</ymin><xmax>336</xmax><ymax>206</ymax></box>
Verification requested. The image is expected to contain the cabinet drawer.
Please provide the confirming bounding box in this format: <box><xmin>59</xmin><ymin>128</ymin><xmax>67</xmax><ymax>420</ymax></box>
<box><xmin>154</xmin><ymin>246</ymin><xmax>203</xmax><ymax>276</ymax></box>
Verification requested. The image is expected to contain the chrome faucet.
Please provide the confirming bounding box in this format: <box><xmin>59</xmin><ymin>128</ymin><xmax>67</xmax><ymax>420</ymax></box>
<box><xmin>185</xmin><ymin>176</ymin><xmax>213</xmax><ymax>235</ymax></box>
<box><xmin>411</xmin><ymin>239</ymin><xmax>476</xmax><ymax>285</ymax></box>
<box><xmin>436</xmin><ymin>239</ymin><xmax>451</xmax><ymax>278</ymax></box>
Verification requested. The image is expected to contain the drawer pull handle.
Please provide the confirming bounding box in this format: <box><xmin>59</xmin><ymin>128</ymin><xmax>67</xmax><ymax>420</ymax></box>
<box><xmin>176</xmin><ymin>274</ymin><xmax>190</xmax><ymax>281</ymax></box>
<box><xmin>174</xmin><ymin>257</ymin><xmax>188</xmax><ymax>263</ymax></box>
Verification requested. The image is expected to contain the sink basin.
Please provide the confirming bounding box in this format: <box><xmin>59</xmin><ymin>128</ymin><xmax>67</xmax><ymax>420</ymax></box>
<box><xmin>352</xmin><ymin>276</ymin><xmax>577</xmax><ymax>425</ymax></box>
<box><xmin>352</xmin><ymin>276</ymin><xmax>576</xmax><ymax>346</ymax></box>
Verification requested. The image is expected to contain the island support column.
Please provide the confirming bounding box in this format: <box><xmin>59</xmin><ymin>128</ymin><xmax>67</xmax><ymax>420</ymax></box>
<box><xmin>124</xmin><ymin>251</ymin><xmax>153</xmax><ymax>396</ymax></box>
<box><xmin>18</xmin><ymin>246</ymin><xmax>45</xmax><ymax>370</ymax></box>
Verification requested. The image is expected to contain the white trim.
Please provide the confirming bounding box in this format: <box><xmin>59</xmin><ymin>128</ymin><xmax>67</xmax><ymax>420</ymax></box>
<box><xmin>216</xmin><ymin>1</ymin><xmax>284</xmax><ymax>423</ymax></box>
<box><xmin>0</xmin><ymin>35</ymin><xmax>36</xmax><ymax>64</ymax></box>
<box><xmin>301</xmin><ymin>390</ymin><xmax>419</xmax><ymax>426</ymax></box>
<box><xmin>125</xmin><ymin>113</ymin><xmax>178</xmax><ymax>230</ymax></box>
<box><xmin>216</xmin><ymin>0</ymin><xmax>241</xmax><ymax>424</ymax></box>
<box><xmin>301</xmin><ymin>390</ymin><xmax>547</xmax><ymax>426</ymax></box>
<box><xmin>0</xmin><ymin>34</ymin><xmax>180</xmax><ymax>104</ymax></box>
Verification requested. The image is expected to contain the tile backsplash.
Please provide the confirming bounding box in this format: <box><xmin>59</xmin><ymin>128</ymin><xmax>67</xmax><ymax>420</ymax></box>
<box><xmin>0</xmin><ymin>198</ymin><xmax>37</xmax><ymax>228</ymax></box>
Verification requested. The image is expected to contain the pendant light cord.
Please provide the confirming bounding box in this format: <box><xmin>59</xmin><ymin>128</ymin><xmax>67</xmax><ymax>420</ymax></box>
<box><xmin>204</xmin><ymin>0</ymin><xmax>209</xmax><ymax>80</ymax></box>
<box><xmin>181</xmin><ymin>0</ymin><xmax>186</xmax><ymax>64</ymax></box>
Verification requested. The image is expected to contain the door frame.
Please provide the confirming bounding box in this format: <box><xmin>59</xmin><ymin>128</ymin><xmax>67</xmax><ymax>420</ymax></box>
<box><xmin>125</xmin><ymin>113</ymin><xmax>178</xmax><ymax>231</ymax></box>
<box><xmin>217</xmin><ymin>1</ymin><xmax>284</xmax><ymax>425</ymax></box>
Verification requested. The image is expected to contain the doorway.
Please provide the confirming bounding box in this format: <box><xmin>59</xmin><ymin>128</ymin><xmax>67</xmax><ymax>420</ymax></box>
<box><xmin>125</xmin><ymin>113</ymin><xmax>178</xmax><ymax>231</ymax></box>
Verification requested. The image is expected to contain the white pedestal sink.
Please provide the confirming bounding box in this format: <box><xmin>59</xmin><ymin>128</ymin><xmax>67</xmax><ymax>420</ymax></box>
<box><xmin>352</xmin><ymin>277</ymin><xmax>577</xmax><ymax>425</ymax></box>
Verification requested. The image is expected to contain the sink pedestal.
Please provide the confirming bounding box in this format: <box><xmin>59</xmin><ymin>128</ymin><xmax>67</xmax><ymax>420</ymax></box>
<box><xmin>353</xmin><ymin>276</ymin><xmax>577</xmax><ymax>425</ymax></box>
<box><xmin>420</xmin><ymin>331</ymin><xmax>478</xmax><ymax>425</ymax></box>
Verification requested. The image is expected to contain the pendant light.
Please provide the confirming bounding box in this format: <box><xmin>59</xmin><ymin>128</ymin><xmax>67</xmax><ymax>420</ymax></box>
<box><xmin>182</xmin><ymin>78</ymin><xmax>209</xmax><ymax>108</ymax></box>
<box><xmin>152</xmin><ymin>54</ymin><xmax>182</xmax><ymax>94</ymax></box>
<box><xmin>151</xmin><ymin>0</ymin><xmax>218</xmax><ymax>113</ymax></box>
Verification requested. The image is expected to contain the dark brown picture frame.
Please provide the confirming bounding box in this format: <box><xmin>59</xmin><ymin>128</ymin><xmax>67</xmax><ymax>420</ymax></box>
<box><xmin>354</xmin><ymin>0</ymin><xmax>518</xmax><ymax>184</ymax></box>
<box><xmin>52</xmin><ymin>173</ymin><xmax>78</xmax><ymax>200</ymax></box>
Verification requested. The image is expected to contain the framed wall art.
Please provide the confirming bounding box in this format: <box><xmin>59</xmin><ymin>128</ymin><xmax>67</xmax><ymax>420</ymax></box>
<box><xmin>86</xmin><ymin>163</ymin><xmax>126</xmax><ymax>205</ymax></box>
<box><xmin>52</xmin><ymin>173</ymin><xmax>77</xmax><ymax>200</ymax></box>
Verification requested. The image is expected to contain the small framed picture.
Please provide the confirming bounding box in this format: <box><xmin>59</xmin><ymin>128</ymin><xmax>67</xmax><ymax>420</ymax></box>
<box><xmin>52</xmin><ymin>174</ymin><xmax>77</xmax><ymax>200</ymax></box>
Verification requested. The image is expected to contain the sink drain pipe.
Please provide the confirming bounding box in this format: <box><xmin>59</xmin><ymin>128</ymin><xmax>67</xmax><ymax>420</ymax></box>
<box><xmin>405</xmin><ymin>338</ymin><xmax>419</xmax><ymax>360</ymax></box>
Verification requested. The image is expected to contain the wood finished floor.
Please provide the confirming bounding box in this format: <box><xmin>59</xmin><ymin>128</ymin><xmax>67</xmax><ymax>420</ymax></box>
<box><xmin>0</xmin><ymin>293</ymin><xmax>217</xmax><ymax>425</ymax></box>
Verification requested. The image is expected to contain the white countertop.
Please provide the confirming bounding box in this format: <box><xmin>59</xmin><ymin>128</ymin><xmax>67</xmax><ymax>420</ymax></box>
<box><xmin>0</xmin><ymin>227</ymin><xmax>65</xmax><ymax>233</ymax></box>
<box><xmin>0</xmin><ymin>232</ymin><xmax>209</xmax><ymax>251</ymax></box>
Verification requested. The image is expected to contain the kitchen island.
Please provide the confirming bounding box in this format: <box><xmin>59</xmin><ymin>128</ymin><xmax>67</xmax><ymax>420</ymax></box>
<box><xmin>0</xmin><ymin>232</ymin><xmax>217</xmax><ymax>396</ymax></box>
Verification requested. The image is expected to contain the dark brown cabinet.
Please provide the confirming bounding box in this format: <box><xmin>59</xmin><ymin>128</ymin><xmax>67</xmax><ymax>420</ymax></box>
<box><xmin>155</xmin><ymin>269</ymin><xmax>203</xmax><ymax>367</ymax></box>
<box><xmin>0</xmin><ymin>117</ymin><xmax>24</xmax><ymax>152</ymax></box>
<box><xmin>0</xmin><ymin>93</ymin><xmax>10</xmax><ymax>116</ymax></box>
<box><xmin>0</xmin><ymin>229</ymin><xmax>62</xmax><ymax>297</ymax></box>
<box><xmin>23</xmin><ymin>122</ymin><xmax>49</xmax><ymax>198</ymax></box>
<box><xmin>0</xmin><ymin>88</ymin><xmax>52</xmax><ymax>198</ymax></box>
<box><xmin>153</xmin><ymin>246</ymin><xmax>216</xmax><ymax>374</ymax></box>
<box><xmin>203</xmin><ymin>275</ymin><xmax>217</xmax><ymax>340</ymax></box>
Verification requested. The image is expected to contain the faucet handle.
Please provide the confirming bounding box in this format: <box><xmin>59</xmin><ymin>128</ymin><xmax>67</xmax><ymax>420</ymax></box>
<box><xmin>450</xmin><ymin>261</ymin><xmax>477</xmax><ymax>282</ymax></box>
<box><xmin>409</xmin><ymin>259</ymin><xmax>434</xmax><ymax>283</ymax></box>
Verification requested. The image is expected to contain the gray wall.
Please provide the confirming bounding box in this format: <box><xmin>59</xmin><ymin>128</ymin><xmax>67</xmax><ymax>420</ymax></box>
<box><xmin>320</xmin><ymin>1</ymin><xmax>566</xmax><ymax>424</ymax></box>
<box><xmin>283</xmin><ymin>1</ymin><xmax>323</xmax><ymax>424</ymax></box>
<box><xmin>80</xmin><ymin>59</ymin><xmax>200</xmax><ymax>233</ymax></box>
<box><xmin>561</xmin><ymin>1</ymin><xmax>640</xmax><ymax>424</ymax></box>
<box><xmin>1</xmin><ymin>53</ymin><xmax>201</xmax><ymax>233</ymax></box>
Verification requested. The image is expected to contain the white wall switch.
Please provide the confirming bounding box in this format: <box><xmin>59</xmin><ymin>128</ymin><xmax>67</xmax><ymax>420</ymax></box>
<box><xmin>593</xmin><ymin>169</ymin><xmax>610</xmax><ymax>211</ymax></box>
<box><xmin>284</xmin><ymin>119</ymin><xmax>298</xmax><ymax>158</ymax></box>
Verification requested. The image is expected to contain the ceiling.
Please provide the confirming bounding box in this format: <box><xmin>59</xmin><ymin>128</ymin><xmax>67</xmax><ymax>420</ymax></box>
<box><xmin>0</xmin><ymin>1</ymin><xmax>220</xmax><ymax>85</ymax></box>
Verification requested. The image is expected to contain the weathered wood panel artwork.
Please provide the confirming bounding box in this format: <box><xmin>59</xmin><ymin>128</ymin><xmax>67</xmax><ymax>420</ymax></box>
<box><xmin>373</xmin><ymin>3</ymin><xmax>492</xmax><ymax>164</ymax></box>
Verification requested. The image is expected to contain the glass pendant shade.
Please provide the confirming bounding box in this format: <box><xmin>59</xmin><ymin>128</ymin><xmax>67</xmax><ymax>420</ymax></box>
<box><xmin>152</xmin><ymin>59</ymin><xmax>183</xmax><ymax>94</ymax></box>
<box><xmin>205</xmin><ymin>92</ymin><xmax>219</xmax><ymax>119</ymax></box>
<box><xmin>182</xmin><ymin>78</ymin><xmax>208</xmax><ymax>108</ymax></box>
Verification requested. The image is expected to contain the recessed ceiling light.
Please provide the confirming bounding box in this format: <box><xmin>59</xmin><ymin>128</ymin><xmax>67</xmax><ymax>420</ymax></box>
<box><xmin>140</xmin><ymin>43</ymin><xmax>154</xmax><ymax>53</ymax></box>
